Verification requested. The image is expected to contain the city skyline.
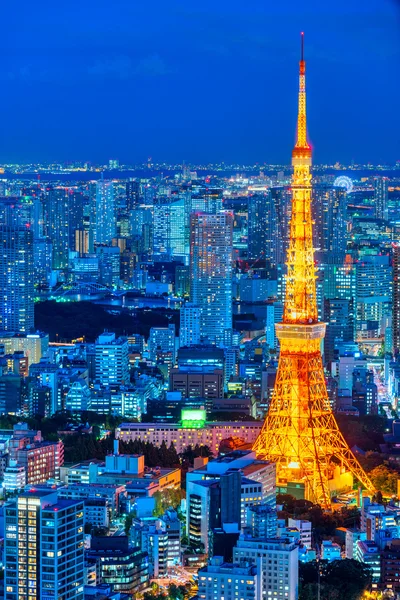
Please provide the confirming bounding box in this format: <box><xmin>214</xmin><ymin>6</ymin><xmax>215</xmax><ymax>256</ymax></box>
<box><xmin>0</xmin><ymin>0</ymin><xmax>399</xmax><ymax>165</ymax></box>
<box><xmin>0</xmin><ymin>8</ymin><xmax>399</xmax><ymax>598</ymax></box>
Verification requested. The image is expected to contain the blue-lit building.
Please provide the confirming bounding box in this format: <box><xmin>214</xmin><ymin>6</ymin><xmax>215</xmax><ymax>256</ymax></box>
<box><xmin>93</xmin><ymin>180</ymin><xmax>116</xmax><ymax>245</ymax></box>
<box><xmin>4</xmin><ymin>489</ymin><xmax>85</xmax><ymax>600</ymax></box>
<box><xmin>0</xmin><ymin>225</ymin><xmax>34</xmax><ymax>333</ymax></box>
<box><xmin>190</xmin><ymin>212</ymin><xmax>233</xmax><ymax>347</ymax></box>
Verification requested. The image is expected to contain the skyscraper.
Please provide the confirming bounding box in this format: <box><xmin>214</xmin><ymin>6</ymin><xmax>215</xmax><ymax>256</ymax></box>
<box><xmin>93</xmin><ymin>180</ymin><xmax>116</xmax><ymax>244</ymax></box>
<box><xmin>191</xmin><ymin>184</ymin><xmax>222</xmax><ymax>213</ymax></box>
<box><xmin>95</xmin><ymin>332</ymin><xmax>129</xmax><ymax>386</ymax></box>
<box><xmin>0</xmin><ymin>225</ymin><xmax>34</xmax><ymax>333</ymax></box>
<box><xmin>153</xmin><ymin>195</ymin><xmax>171</xmax><ymax>260</ymax></box>
<box><xmin>374</xmin><ymin>177</ymin><xmax>389</xmax><ymax>220</ymax></box>
<box><xmin>68</xmin><ymin>190</ymin><xmax>86</xmax><ymax>248</ymax></box>
<box><xmin>324</xmin><ymin>298</ymin><xmax>354</xmax><ymax>363</ymax></box>
<box><xmin>190</xmin><ymin>212</ymin><xmax>233</xmax><ymax>346</ymax></box>
<box><xmin>4</xmin><ymin>489</ymin><xmax>85</xmax><ymax>600</ymax></box>
<box><xmin>247</xmin><ymin>192</ymin><xmax>278</xmax><ymax>263</ymax></box>
<box><xmin>44</xmin><ymin>187</ymin><xmax>70</xmax><ymax>270</ymax></box>
<box><xmin>126</xmin><ymin>179</ymin><xmax>140</xmax><ymax>211</ymax></box>
<box><xmin>393</xmin><ymin>244</ymin><xmax>400</xmax><ymax>354</ymax></box>
<box><xmin>312</xmin><ymin>184</ymin><xmax>347</xmax><ymax>255</ymax></box>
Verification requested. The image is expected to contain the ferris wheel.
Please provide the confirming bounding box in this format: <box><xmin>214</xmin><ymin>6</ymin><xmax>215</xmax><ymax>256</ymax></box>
<box><xmin>333</xmin><ymin>175</ymin><xmax>354</xmax><ymax>194</ymax></box>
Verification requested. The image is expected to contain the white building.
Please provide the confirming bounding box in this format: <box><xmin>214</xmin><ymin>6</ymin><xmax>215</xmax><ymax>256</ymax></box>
<box><xmin>116</xmin><ymin>421</ymin><xmax>263</xmax><ymax>455</ymax></box>
<box><xmin>186</xmin><ymin>449</ymin><xmax>276</xmax><ymax>506</ymax></box>
<box><xmin>3</xmin><ymin>460</ymin><xmax>26</xmax><ymax>492</ymax></box>
<box><xmin>287</xmin><ymin>519</ymin><xmax>312</xmax><ymax>549</ymax></box>
<box><xmin>95</xmin><ymin>332</ymin><xmax>129</xmax><ymax>386</ymax></box>
<box><xmin>198</xmin><ymin>556</ymin><xmax>259</xmax><ymax>600</ymax></box>
<box><xmin>345</xmin><ymin>529</ymin><xmax>367</xmax><ymax>559</ymax></box>
<box><xmin>0</xmin><ymin>332</ymin><xmax>49</xmax><ymax>366</ymax></box>
<box><xmin>233</xmin><ymin>537</ymin><xmax>299</xmax><ymax>600</ymax></box>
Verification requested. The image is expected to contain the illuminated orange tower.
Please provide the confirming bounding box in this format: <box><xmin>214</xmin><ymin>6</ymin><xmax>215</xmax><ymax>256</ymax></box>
<box><xmin>253</xmin><ymin>34</ymin><xmax>374</xmax><ymax>508</ymax></box>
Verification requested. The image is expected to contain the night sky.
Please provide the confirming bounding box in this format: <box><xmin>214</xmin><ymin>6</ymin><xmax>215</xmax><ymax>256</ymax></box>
<box><xmin>1</xmin><ymin>0</ymin><xmax>399</xmax><ymax>165</ymax></box>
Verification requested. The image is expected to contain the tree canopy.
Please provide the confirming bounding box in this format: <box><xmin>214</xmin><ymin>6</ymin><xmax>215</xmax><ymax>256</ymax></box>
<box><xmin>299</xmin><ymin>559</ymin><xmax>372</xmax><ymax>600</ymax></box>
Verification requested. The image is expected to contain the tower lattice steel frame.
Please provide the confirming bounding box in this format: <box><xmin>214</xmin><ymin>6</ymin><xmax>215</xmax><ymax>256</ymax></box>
<box><xmin>253</xmin><ymin>33</ymin><xmax>374</xmax><ymax>508</ymax></box>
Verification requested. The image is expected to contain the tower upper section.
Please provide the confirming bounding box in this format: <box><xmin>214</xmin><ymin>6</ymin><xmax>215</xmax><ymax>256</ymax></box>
<box><xmin>282</xmin><ymin>33</ymin><xmax>318</xmax><ymax>325</ymax></box>
<box><xmin>292</xmin><ymin>32</ymin><xmax>312</xmax><ymax>168</ymax></box>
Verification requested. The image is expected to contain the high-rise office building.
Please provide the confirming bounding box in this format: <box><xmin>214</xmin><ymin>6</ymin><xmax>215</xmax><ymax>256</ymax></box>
<box><xmin>191</xmin><ymin>184</ymin><xmax>222</xmax><ymax>213</ymax></box>
<box><xmin>96</xmin><ymin>245</ymin><xmax>120</xmax><ymax>287</ymax></box>
<box><xmin>374</xmin><ymin>177</ymin><xmax>389</xmax><ymax>220</ymax></box>
<box><xmin>248</xmin><ymin>192</ymin><xmax>271</xmax><ymax>261</ymax></box>
<box><xmin>233</xmin><ymin>537</ymin><xmax>299</xmax><ymax>600</ymax></box>
<box><xmin>321</xmin><ymin>255</ymin><xmax>356</xmax><ymax>301</ymax></box>
<box><xmin>190</xmin><ymin>212</ymin><xmax>233</xmax><ymax>346</ymax></box>
<box><xmin>93</xmin><ymin>180</ymin><xmax>116</xmax><ymax>244</ymax></box>
<box><xmin>170</xmin><ymin>196</ymin><xmax>188</xmax><ymax>259</ymax></box>
<box><xmin>149</xmin><ymin>324</ymin><xmax>176</xmax><ymax>363</ymax></box>
<box><xmin>179</xmin><ymin>303</ymin><xmax>201</xmax><ymax>347</ymax></box>
<box><xmin>95</xmin><ymin>332</ymin><xmax>129</xmax><ymax>386</ymax></box>
<box><xmin>44</xmin><ymin>188</ymin><xmax>70</xmax><ymax>270</ymax></box>
<box><xmin>355</xmin><ymin>254</ymin><xmax>392</xmax><ymax>328</ymax></box>
<box><xmin>270</xmin><ymin>186</ymin><xmax>292</xmax><ymax>265</ymax></box>
<box><xmin>153</xmin><ymin>195</ymin><xmax>171</xmax><ymax>260</ymax></box>
<box><xmin>393</xmin><ymin>245</ymin><xmax>400</xmax><ymax>354</ymax></box>
<box><xmin>4</xmin><ymin>489</ymin><xmax>85</xmax><ymax>600</ymax></box>
<box><xmin>68</xmin><ymin>190</ymin><xmax>85</xmax><ymax>248</ymax></box>
<box><xmin>0</xmin><ymin>225</ymin><xmax>34</xmax><ymax>333</ymax></box>
<box><xmin>324</xmin><ymin>298</ymin><xmax>354</xmax><ymax>363</ymax></box>
<box><xmin>126</xmin><ymin>179</ymin><xmax>140</xmax><ymax>211</ymax></box>
<box><xmin>312</xmin><ymin>184</ymin><xmax>347</xmax><ymax>254</ymax></box>
<box><xmin>0</xmin><ymin>196</ymin><xmax>34</xmax><ymax>228</ymax></box>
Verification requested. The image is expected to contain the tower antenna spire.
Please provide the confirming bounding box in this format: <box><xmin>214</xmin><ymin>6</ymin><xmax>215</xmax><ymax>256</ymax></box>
<box><xmin>253</xmin><ymin>35</ymin><xmax>375</xmax><ymax>509</ymax></box>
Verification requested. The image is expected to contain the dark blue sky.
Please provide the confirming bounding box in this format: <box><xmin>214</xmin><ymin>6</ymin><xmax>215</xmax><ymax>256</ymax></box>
<box><xmin>1</xmin><ymin>0</ymin><xmax>399</xmax><ymax>165</ymax></box>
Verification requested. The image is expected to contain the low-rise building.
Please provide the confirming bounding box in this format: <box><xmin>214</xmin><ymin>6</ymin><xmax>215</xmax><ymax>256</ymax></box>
<box><xmin>198</xmin><ymin>556</ymin><xmax>259</xmax><ymax>600</ymax></box>
<box><xmin>86</xmin><ymin>536</ymin><xmax>148</xmax><ymax>595</ymax></box>
<box><xmin>287</xmin><ymin>519</ymin><xmax>312</xmax><ymax>549</ymax></box>
<box><xmin>321</xmin><ymin>540</ymin><xmax>341</xmax><ymax>562</ymax></box>
<box><xmin>345</xmin><ymin>529</ymin><xmax>367</xmax><ymax>559</ymax></box>
<box><xmin>116</xmin><ymin>417</ymin><xmax>262</xmax><ymax>455</ymax></box>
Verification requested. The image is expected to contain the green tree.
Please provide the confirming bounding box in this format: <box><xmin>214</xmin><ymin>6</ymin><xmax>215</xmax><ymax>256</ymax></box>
<box><xmin>299</xmin><ymin>559</ymin><xmax>371</xmax><ymax>600</ymax></box>
<box><xmin>369</xmin><ymin>465</ymin><xmax>399</xmax><ymax>495</ymax></box>
<box><xmin>124</xmin><ymin>512</ymin><xmax>135</xmax><ymax>535</ymax></box>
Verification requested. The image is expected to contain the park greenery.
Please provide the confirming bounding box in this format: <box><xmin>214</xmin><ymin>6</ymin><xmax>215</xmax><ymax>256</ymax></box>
<box><xmin>299</xmin><ymin>559</ymin><xmax>372</xmax><ymax>600</ymax></box>
<box><xmin>141</xmin><ymin>582</ymin><xmax>195</xmax><ymax>600</ymax></box>
<box><xmin>35</xmin><ymin>300</ymin><xmax>180</xmax><ymax>342</ymax></box>
<box><xmin>277</xmin><ymin>494</ymin><xmax>360</xmax><ymax>539</ymax></box>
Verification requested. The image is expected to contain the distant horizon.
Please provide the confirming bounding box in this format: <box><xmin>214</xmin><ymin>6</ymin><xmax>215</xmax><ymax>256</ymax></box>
<box><xmin>0</xmin><ymin>159</ymin><xmax>399</xmax><ymax>169</ymax></box>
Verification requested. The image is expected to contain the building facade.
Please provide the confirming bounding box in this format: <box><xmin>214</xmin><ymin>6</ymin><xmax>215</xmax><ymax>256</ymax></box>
<box><xmin>190</xmin><ymin>212</ymin><xmax>233</xmax><ymax>347</ymax></box>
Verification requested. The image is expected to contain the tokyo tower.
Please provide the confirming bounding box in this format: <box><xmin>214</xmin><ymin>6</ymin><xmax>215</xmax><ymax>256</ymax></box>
<box><xmin>253</xmin><ymin>34</ymin><xmax>374</xmax><ymax>508</ymax></box>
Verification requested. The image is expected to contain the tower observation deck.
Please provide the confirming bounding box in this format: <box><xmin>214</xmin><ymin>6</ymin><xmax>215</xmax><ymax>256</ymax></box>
<box><xmin>253</xmin><ymin>34</ymin><xmax>374</xmax><ymax>508</ymax></box>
